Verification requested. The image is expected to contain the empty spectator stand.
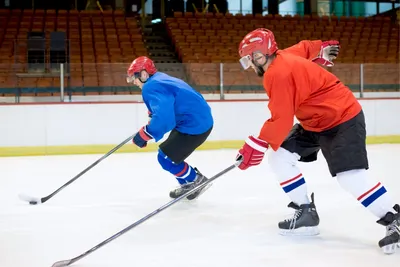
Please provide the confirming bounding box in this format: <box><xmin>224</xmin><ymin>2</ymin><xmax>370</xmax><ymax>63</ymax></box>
<box><xmin>167</xmin><ymin>12</ymin><xmax>399</xmax><ymax>64</ymax></box>
<box><xmin>166</xmin><ymin>12</ymin><xmax>399</xmax><ymax>93</ymax></box>
<box><xmin>0</xmin><ymin>9</ymin><xmax>147</xmax><ymax>96</ymax></box>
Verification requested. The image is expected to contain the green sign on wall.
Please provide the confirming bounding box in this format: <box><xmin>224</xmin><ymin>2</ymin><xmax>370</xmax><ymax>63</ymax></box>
<box><xmin>295</xmin><ymin>0</ymin><xmax>366</xmax><ymax>17</ymax></box>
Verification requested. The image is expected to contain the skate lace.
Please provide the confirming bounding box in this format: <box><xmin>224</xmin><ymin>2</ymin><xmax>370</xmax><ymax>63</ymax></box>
<box><xmin>174</xmin><ymin>175</ymin><xmax>205</xmax><ymax>195</ymax></box>
<box><xmin>176</xmin><ymin>182</ymin><xmax>194</xmax><ymax>193</ymax></box>
<box><xmin>386</xmin><ymin>220</ymin><xmax>400</xmax><ymax>237</ymax></box>
<box><xmin>284</xmin><ymin>209</ymin><xmax>302</xmax><ymax>229</ymax></box>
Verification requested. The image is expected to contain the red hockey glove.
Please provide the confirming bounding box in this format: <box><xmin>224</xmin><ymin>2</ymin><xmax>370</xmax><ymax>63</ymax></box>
<box><xmin>133</xmin><ymin>126</ymin><xmax>153</xmax><ymax>148</ymax></box>
<box><xmin>312</xmin><ymin>40</ymin><xmax>340</xmax><ymax>67</ymax></box>
<box><xmin>236</xmin><ymin>135</ymin><xmax>269</xmax><ymax>170</ymax></box>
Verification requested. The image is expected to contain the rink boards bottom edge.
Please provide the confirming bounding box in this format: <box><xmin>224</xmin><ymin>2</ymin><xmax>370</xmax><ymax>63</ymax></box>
<box><xmin>0</xmin><ymin>135</ymin><xmax>399</xmax><ymax>157</ymax></box>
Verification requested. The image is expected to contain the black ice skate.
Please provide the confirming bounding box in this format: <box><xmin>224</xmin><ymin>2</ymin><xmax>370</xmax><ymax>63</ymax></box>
<box><xmin>377</xmin><ymin>204</ymin><xmax>400</xmax><ymax>254</ymax></box>
<box><xmin>169</xmin><ymin>168</ymin><xmax>211</xmax><ymax>201</ymax></box>
<box><xmin>279</xmin><ymin>193</ymin><xmax>320</xmax><ymax>236</ymax></box>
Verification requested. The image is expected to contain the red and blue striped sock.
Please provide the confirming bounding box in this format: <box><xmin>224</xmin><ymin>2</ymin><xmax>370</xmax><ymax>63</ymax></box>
<box><xmin>174</xmin><ymin>162</ymin><xmax>197</xmax><ymax>185</ymax></box>
<box><xmin>337</xmin><ymin>169</ymin><xmax>395</xmax><ymax>218</ymax></box>
<box><xmin>279</xmin><ymin>173</ymin><xmax>310</xmax><ymax>205</ymax></box>
<box><xmin>157</xmin><ymin>149</ymin><xmax>197</xmax><ymax>185</ymax></box>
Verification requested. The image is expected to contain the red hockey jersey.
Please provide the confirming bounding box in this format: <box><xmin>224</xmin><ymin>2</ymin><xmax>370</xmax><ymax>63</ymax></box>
<box><xmin>259</xmin><ymin>40</ymin><xmax>362</xmax><ymax>151</ymax></box>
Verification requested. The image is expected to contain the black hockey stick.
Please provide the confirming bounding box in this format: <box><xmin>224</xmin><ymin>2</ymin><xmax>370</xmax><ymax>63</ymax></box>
<box><xmin>18</xmin><ymin>134</ymin><xmax>136</xmax><ymax>205</ymax></box>
<box><xmin>51</xmin><ymin>160</ymin><xmax>241</xmax><ymax>267</ymax></box>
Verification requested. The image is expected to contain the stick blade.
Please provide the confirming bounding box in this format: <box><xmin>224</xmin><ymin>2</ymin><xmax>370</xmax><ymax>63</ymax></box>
<box><xmin>51</xmin><ymin>260</ymin><xmax>72</xmax><ymax>267</ymax></box>
<box><xmin>18</xmin><ymin>193</ymin><xmax>42</xmax><ymax>205</ymax></box>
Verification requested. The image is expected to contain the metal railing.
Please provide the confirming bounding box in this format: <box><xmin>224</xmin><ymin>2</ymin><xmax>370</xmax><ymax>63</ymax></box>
<box><xmin>0</xmin><ymin>62</ymin><xmax>398</xmax><ymax>103</ymax></box>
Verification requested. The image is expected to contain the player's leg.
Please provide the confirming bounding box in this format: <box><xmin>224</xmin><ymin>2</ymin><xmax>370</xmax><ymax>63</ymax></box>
<box><xmin>158</xmin><ymin>127</ymin><xmax>213</xmax><ymax>200</ymax></box>
<box><xmin>268</xmin><ymin>124</ymin><xmax>321</xmax><ymax>235</ymax></box>
<box><xmin>319</xmin><ymin>110</ymin><xmax>399</xmax><ymax>253</ymax></box>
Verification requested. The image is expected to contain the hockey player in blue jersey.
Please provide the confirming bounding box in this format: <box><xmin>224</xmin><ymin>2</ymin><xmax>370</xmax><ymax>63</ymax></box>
<box><xmin>126</xmin><ymin>56</ymin><xmax>214</xmax><ymax>200</ymax></box>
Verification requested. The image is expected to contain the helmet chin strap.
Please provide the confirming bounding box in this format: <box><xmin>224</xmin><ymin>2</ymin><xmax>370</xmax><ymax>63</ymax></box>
<box><xmin>255</xmin><ymin>66</ymin><xmax>264</xmax><ymax>77</ymax></box>
<box><xmin>139</xmin><ymin>70</ymin><xmax>149</xmax><ymax>83</ymax></box>
<box><xmin>253</xmin><ymin>55</ymin><xmax>269</xmax><ymax>77</ymax></box>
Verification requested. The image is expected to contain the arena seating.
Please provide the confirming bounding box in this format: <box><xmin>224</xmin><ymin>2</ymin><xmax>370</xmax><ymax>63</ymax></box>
<box><xmin>166</xmin><ymin>12</ymin><xmax>399</xmax><ymax>93</ymax></box>
<box><xmin>0</xmin><ymin>9</ymin><xmax>146</xmax><ymax>95</ymax></box>
<box><xmin>0</xmin><ymin>9</ymin><xmax>398</xmax><ymax>96</ymax></box>
<box><xmin>167</xmin><ymin>12</ymin><xmax>399</xmax><ymax>63</ymax></box>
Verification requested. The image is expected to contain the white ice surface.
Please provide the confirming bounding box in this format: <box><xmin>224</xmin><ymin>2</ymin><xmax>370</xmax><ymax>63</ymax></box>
<box><xmin>1</xmin><ymin>145</ymin><xmax>399</xmax><ymax>267</ymax></box>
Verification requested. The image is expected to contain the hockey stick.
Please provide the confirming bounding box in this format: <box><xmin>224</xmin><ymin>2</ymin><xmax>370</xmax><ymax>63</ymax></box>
<box><xmin>19</xmin><ymin>134</ymin><xmax>136</xmax><ymax>205</ymax></box>
<box><xmin>51</xmin><ymin>160</ymin><xmax>241</xmax><ymax>267</ymax></box>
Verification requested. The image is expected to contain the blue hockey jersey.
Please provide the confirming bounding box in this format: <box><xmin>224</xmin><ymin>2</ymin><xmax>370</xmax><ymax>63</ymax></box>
<box><xmin>141</xmin><ymin>72</ymin><xmax>213</xmax><ymax>142</ymax></box>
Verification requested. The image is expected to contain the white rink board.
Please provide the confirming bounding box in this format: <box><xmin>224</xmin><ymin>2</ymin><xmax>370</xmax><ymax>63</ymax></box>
<box><xmin>0</xmin><ymin>99</ymin><xmax>400</xmax><ymax>147</ymax></box>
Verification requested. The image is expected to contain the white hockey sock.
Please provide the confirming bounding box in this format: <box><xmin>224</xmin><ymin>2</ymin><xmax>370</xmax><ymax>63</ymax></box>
<box><xmin>269</xmin><ymin>148</ymin><xmax>310</xmax><ymax>205</ymax></box>
<box><xmin>336</xmin><ymin>169</ymin><xmax>395</xmax><ymax>219</ymax></box>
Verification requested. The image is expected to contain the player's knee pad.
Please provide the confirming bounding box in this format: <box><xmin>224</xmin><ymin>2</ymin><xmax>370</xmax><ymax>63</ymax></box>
<box><xmin>268</xmin><ymin>148</ymin><xmax>300</xmax><ymax>173</ymax></box>
<box><xmin>336</xmin><ymin>169</ymin><xmax>368</xmax><ymax>191</ymax></box>
<box><xmin>157</xmin><ymin>149</ymin><xmax>174</xmax><ymax>170</ymax></box>
<box><xmin>157</xmin><ymin>149</ymin><xmax>181</xmax><ymax>173</ymax></box>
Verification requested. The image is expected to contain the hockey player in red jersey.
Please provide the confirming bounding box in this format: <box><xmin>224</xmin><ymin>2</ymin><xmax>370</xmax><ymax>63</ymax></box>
<box><xmin>236</xmin><ymin>28</ymin><xmax>400</xmax><ymax>254</ymax></box>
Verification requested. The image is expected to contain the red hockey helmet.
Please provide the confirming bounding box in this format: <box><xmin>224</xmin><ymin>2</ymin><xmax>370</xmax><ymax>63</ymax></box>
<box><xmin>126</xmin><ymin>56</ymin><xmax>157</xmax><ymax>83</ymax></box>
<box><xmin>238</xmin><ymin>28</ymin><xmax>278</xmax><ymax>70</ymax></box>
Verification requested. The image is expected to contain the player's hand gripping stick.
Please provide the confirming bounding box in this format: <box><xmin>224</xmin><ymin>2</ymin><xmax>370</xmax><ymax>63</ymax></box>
<box><xmin>236</xmin><ymin>135</ymin><xmax>269</xmax><ymax>170</ymax></box>
<box><xmin>132</xmin><ymin>126</ymin><xmax>153</xmax><ymax>148</ymax></box>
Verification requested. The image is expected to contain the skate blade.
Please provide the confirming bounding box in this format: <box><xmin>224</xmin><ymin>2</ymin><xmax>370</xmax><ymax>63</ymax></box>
<box><xmin>169</xmin><ymin>183</ymin><xmax>213</xmax><ymax>202</ymax></box>
<box><xmin>279</xmin><ymin>226</ymin><xmax>320</xmax><ymax>236</ymax></box>
<box><xmin>382</xmin><ymin>242</ymin><xmax>400</xmax><ymax>255</ymax></box>
<box><xmin>186</xmin><ymin>183</ymin><xmax>213</xmax><ymax>201</ymax></box>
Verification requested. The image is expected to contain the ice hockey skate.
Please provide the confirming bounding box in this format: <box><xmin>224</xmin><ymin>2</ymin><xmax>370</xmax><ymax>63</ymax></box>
<box><xmin>169</xmin><ymin>168</ymin><xmax>211</xmax><ymax>201</ymax></box>
<box><xmin>377</xmin><ymin>204</ymin><xmax>400</xmax><ymax>254</ymax></box>
<box><xmin>279</xmin><ymin>193</ymin><xmax>320</xmax><ymax>236</ymax></box>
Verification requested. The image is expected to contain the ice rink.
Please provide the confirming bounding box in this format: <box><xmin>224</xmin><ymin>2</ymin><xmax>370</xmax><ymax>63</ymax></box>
<box><xmin>1</xmin><ymin>145</ymin><xmax>399</xmax><ymax>267</ymax></box>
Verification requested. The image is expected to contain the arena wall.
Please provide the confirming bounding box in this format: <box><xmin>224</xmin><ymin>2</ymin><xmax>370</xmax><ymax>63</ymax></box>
<box><xmin>1</xmin><ymin>98</ymin><xmax>399</xmax><ymax>157</ymax></box>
